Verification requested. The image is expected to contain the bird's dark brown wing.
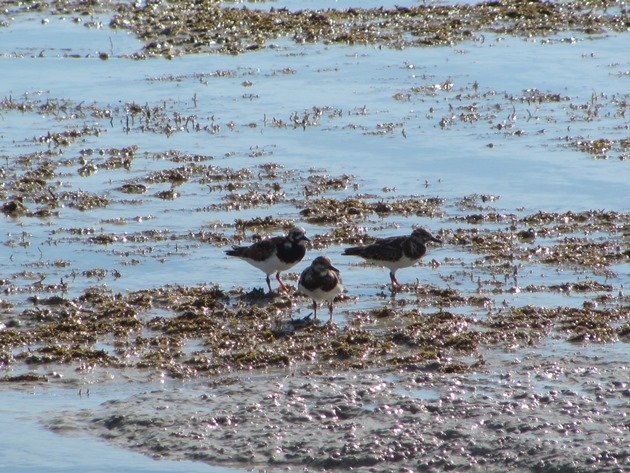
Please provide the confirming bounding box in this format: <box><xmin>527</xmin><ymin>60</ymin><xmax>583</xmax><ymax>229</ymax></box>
<box><xmin>225</xmin><ymin>236</ymin><xmax>281</xmax><ymax>261</ymax></box>
<box><xmin>298</xmin><ymin>267</ymin><xmax>315</xmax><ymax>290</ymax></box>
<box><xmin>299</xmin><ymin>267</ymin><xmax>340</xmax><ymax>291</ymax></box>
<box><xmin>276</xmin><ymin>237</ymin><xmax>306</xmax><ymax>264</ymax></box>
<box><xmin>320</xmin><ymin>270</ymin><xmax>341</xmax><ymax>291</ymax></box>
<box><xmin>343</xmin><ymin>236</ymin><xmax>405</xmax><ymax>261</ymax></box>
<box><xmin>402</xmin><ymin>238</ymin><xmax>427</xmax><ymax>260</ymax></box>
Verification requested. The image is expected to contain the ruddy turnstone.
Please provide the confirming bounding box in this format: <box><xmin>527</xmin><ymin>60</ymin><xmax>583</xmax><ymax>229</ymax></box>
<box><xmin>225</xmin><ymin>227</ymin><xmax>309</xmax><ymax>292</ymax></box>
<box><xmin>342</xmin><ymin>227</ymin><xmax>441</xmax><ymax>287</ymax></box>
<box><xmin>298</xmin><ymin>256</ymin><xmax>344</xmax><ymax>323</ymax></box>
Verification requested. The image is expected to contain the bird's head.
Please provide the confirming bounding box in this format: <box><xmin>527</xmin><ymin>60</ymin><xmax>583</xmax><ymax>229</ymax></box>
<box><xmin>288</xmin><ymin>226</ymin><xmax>310</xmax><ymax>245</ymax></box>
<box><xmin>411</xmin><ymin>227</ymin><xmax>442</xmax><ymax>244</ymax></box>
<box><xmin>312</xmin><ymin>255</ymin><xmax>339</xmax><ymax>274</ymax></box>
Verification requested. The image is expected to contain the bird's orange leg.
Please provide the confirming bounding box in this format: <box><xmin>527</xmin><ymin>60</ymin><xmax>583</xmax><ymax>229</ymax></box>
<box><xmin>275</xmin><ymin>272</ymin><xmax>287</xmax><ymax>292</ymax></box>
<box><xmin>389</xmin><ymin>271</ymin><xmax>400</xmax><ymax>289</ymax></box>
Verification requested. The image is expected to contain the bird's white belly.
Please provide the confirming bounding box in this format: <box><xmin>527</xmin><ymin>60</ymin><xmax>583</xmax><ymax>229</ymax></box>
<box><xmin>368</xmin><ymin>255</ymin><xmax>417</xmax><ymax>271</ymax></box>
<box><xmin>240</xmin><ymin>253</ymin><xmax>295</xmax><ymax>275</ymax></box>
<box><xmin>298</xmin><ymin>284</ymin><xmax>344</xmax><ymax>302</ymax></box>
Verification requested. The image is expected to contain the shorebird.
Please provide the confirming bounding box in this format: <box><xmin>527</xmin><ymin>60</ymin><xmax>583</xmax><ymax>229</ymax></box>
<box><xmin>342</xmin><ymin>227</ymin><xmax>441</xmax><ymax>288</ymax></box>
<box><xmin>225</xmin><ymin>227</ymin><xmax>309</xmax><ymax>292</ymax></box>
<box><xmin>298</xmin><ymin>256</ymin><xmax>344</xmax><ymax>323</ymax></box>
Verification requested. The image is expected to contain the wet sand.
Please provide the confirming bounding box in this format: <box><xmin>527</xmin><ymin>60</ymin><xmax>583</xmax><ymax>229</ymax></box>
<box><xmin>1</xmin><ymin>1</ymin><xmax>629</xmax><ymax>472</ymax></box>
<box><xmin>51</xmin><ymin>343</ymin><xmax>629</xmax><ymax>472</ymax></box>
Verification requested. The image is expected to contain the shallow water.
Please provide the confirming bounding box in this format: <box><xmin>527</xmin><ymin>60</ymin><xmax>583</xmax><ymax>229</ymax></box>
<box><xmin>0</xmin><ymin>387</ymin><xmax>245</xmax><ymax>473</ymax></box>
<box><xmin>1</xmin><ymin>3</ymin><xmax>628</xmax><ymax>472</ymax></box>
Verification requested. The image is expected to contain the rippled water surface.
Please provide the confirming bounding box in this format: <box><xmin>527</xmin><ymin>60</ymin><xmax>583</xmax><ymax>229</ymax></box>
<box><xmin>1</xmin><ymin>2</ymin><xmax>628</xmax><ymax>472</ymax></box>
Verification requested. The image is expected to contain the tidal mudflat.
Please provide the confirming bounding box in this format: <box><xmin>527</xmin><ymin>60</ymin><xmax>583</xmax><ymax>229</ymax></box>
<box><xmin>1</xmin><ymin>1</ymin><xmax>628</xmax><ymax>472</ymax></box>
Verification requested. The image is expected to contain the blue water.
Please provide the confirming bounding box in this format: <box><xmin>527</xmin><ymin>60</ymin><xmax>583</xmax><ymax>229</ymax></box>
<box><xmin>0</xmin><ymin>387</ymin><xmax>245</xmax><ymax>473</ymax></box>
<box><xmin>0</xmin><ymin>6</ymin><xmax>628</xmax><ymax>473</ymax></box>
<box><xmin>2</xmin><ymin>24</ymin><xmax>628</xmax><ymax>213</ymax></box>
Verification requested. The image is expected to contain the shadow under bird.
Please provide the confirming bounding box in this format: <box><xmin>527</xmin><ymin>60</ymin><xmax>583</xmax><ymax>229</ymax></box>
<box><xmin>298</xmin><ymin>256</ymin><xmax>344</xmax><ymax>323</ymax></box>
<box><xmin>225</xmin><ymin>227</ymin><xmax>310</xmax><ymax>292</ymax></box>
<box><xmin>342</xmin><ymin>227</ymin><xmax>441</xmax><ymax>288</ymax></box>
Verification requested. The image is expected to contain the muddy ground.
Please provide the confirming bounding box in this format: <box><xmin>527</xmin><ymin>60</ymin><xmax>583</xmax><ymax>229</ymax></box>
<box><xmin>49</xmin><ymin>347</ymin><xmax>629</xmax><ymax>472</ymax></box>
<box><xmin>1</xmin><ymin>1</ymin><xmax>629</xmax><ymax>472</ymax></box>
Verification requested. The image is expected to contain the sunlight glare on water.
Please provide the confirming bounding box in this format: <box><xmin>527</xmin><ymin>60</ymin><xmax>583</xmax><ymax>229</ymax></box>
<box><xmin>0</xmin><ymin>6</ymin><xmax>628</xmax><ymax>472</ymax></box>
